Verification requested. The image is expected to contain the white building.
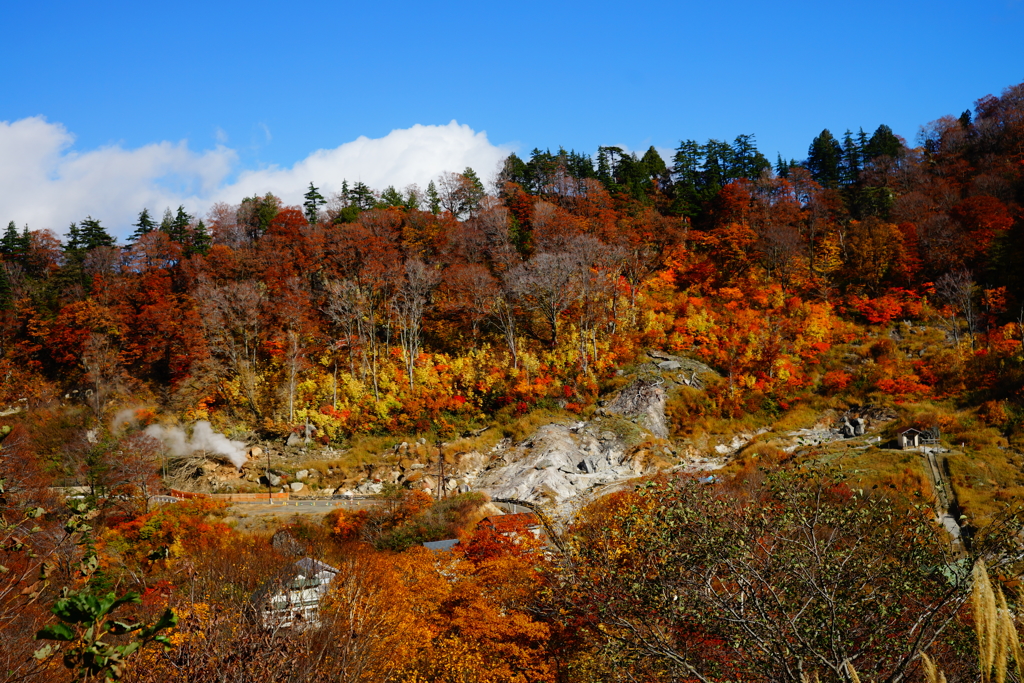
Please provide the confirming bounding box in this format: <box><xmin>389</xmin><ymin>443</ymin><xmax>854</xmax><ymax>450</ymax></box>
<box><xmin>260</xmin><ymin>558</ymin><xmax>338</xmax><ymax>629</ymax></box>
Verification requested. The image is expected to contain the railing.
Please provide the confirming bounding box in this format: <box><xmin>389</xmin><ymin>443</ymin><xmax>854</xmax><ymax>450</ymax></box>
<box><xmin>169</xmin><ymin>489</ymin><xmax>291</xmax><ymax>502</ymax></box>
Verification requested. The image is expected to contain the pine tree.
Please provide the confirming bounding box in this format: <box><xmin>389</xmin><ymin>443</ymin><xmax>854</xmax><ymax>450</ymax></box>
<box><xmin>857</xmin><ymin>128</ymin><xmax>870</xmax><ymax>155</ymax></box>
<box><xmin>403</xmin><ymin>187</ymin><xmax>422</xmax><ymax>211</ymax></box>
<box><xmin>701</xmin><ymin>139</ymin><xmax>734</xmax><ymax>195</ymax></box>
<box><xmin>496</xmin><ymin>153</ymin><xmax>530</xmax><ymax>190</ymax></box>
<box><xmin>159</xmin><ymin>208</ymin><xmax>174</xmax><ymax>234</ymax></box>
<box><xmin>596</xmin><ymin>147</ymin><xmax>615</xmax><ymax>188</ymax></box>
<box><xmin>189</xmin><ymin>219</ymin><xmax>211</xmax><ymax>256</ymax></box>
<box><xmin>841</xmin><ymin>129</ymin><xmax>862</xmax><ymax>186</ymax></box>
<box><xmin>461</xmin><ymin>167</ymin><xmax>486</xmax><ymax>215</ymax></box>
<box><xmin>672</xmin><ymin>139</ymin><xmax>705</xmax><ymax>216</ymax></box>
<box><xmin>806</xmin><ymin>129</ymin><xmax>844</xmax><ymax>188</ymax></box>
<box><xmin>775</xmin><ymin>153</ymin><xmax>789</xmax><ymax>178</ymax></box>
<box><xmin>730</xmin><ymin>134</ymin><xmax>770</xmax><ymax>180</ymax></box>
<box><xmin>129</xmin><ymin>208</ymin><xmax>157</xmax><ymax>243</ymax></box>
<box><xmin>426</xmin><ymin>180</ymin><xmax>441</xmax><ymax>215</ymax></box>
<box><xmin>79</xmin><ymin>216</ymin><xmax>114</xmax><ymax>250</ymax></box>
<box><xmin>1</xmin><ymin>221</ymin><xmax>20</xmax><ymax>255</ymax></box>
<box><xmin>379</xmin><ymin>186</ymin><xmax>405</xmax><ymax>208</ymax></box>
<box><xmin>162</xmin><ymin>206</ymin><xmax>192</xmax><ymax>244</ymax></box>
<box><xmin>641</xmin><ymin>146</ymin><xmax>668</xmax><ymax>181</ymax></box>
<box><xmin>864</xmin><ymin>124</ymin><xmax>903</xmax><ymax>161</ymax></box>
<box><xmin>65</xmin><ymin>222</ymin><xmax>84</xmax><ymax>253</ymax></box>
<box><xmin>303</xmin><ymin>182</ymin><xmax>325</xmax><ymax>226</ymax></box>
<box><xmin>348</xmin><ymin>182</ymin><xmax>376</xmax><ymax>211</ymax></box>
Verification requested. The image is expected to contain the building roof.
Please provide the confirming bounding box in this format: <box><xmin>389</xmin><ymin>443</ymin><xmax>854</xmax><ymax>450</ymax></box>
<box><xmin>900</xmin><ymin>427</ymin><xmax>925</xmax><ymax>435</ymax></box>
<box><xmin>295</xmin><ymin>557</ymin><xmax>338</xmax><ymax>577</ymax></box>
<box><xmin>423</xmin><ymin>539</ymin><xmax>460</xmax><ymax>552</ymax></box>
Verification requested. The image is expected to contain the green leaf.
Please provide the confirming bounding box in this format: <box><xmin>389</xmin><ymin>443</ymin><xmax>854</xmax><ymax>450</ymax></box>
<box><xmin>107</xmin><ymin>621</ymin><xmax>140</xmax><ymax>635</ymax></box>
<box><xmin>35</xmin><ymin>623</ymin><xmax>76</xmax><ymax>641</ymax></box>
<box><xmin>52</xmin><ymin>593</ymin><xmax>102</xmax><ymax>623</ymax></box>
<box><xmin>140</xmin><ymin>609</ymin><xmax>178</xmax><ymax>637</ymax></box>
<box><xmin>108</xmin><ymin>592</ymin><xmax>142</xmax><ymax>612</ymax></box>
<box><xmin>32</xmin><ymin>643</ymin><xmax>56</xmax><ymax>660</ymax></box>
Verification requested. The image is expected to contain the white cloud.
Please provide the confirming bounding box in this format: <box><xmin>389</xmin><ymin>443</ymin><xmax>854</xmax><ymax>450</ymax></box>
<box><xmin>0</xmin><ymin>117</ymin><xmax>511</xmax><ymax>240</ymax></box>
<box><xmin>218</xmin><ymin>121</ymin><xmax>511</xmax><ymax>207</ymax></box>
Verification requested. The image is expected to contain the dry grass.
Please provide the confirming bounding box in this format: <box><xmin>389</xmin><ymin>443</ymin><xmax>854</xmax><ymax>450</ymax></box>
<box><xmin>945</xmin><ymin>448</ymin><xmax>1024</xmax><ymax>527</ymax></box>
<box><xmin>798</xmin><ymin>444</ymin><xmax>937</xmax><ymax>504</ymax></box>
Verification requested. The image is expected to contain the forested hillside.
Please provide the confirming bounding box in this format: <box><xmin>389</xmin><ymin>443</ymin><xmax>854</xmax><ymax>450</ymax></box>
<box><xmin>2</xmin><ymin>80</ymin><xmax>1024</xmax><ymax>683</ymax></box>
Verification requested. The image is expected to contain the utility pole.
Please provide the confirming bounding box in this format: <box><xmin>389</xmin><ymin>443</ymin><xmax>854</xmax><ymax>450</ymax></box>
<box><xmin>435</xmin><ymin>440</ymin><xmax>446</xmax><ymax>501</ymax></box>
<box><xmin>267</xmin><ymin>449</ymin><xmax>272</xmax><ymax>504</ymax></box>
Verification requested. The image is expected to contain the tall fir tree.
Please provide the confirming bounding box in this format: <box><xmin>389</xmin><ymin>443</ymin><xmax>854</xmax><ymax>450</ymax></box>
<box><xmin>841</xmin><ymin>129</ymin><xmax>862</xmax><ymax>186</ymax></box>
<box><xmin>79</xmin><ymin>216</ymin><xmax>114</xmax><ymax>250</ymax></box>
<box><xmin>730</xmin><ymin>134</ymin><xmax>770</xmax><ymax>180</ymax></box>
<box><xmin>1</xmin><ymin>221</ymin><xmax>21</xmax><ymax>255</ymax></box>
<box><xmin>775</xmin><ymin>153</ymin><xmax>790</xmax><ymax>178</ymax></box>
<box><xmin>806</xmin><ymin>129</ymin><xmax>844</xmax><ymax>188</ymax></box>
<box><xmin>426</xmin><ymin>180</ymin><xmax>441</xmax><ymax>215</ymax></box>
<box><xmin>864</xmin><ymin>124</ymin><xmax>903</xmax><ymax>161</ymax></box>
<box><xmin>461</xmin><ymin>167</ymin><xmax>486</xmax><ymax>215</ymax></box>
<box><xmin>161</xmin><ymin>206</ymin><xmax>192</xmax><ymax>244</ymax></box>
<box><xmin>186</xmin><ymin>219</ymin><xmax>211</xmax><ymax>257</ymax></box>
<box><xmin>303</xmin><ymin>182</ymin><xmax>326</xmax><ymax>226</ymax></box>
<box><xmin>129</xmin><ymin>208</ymin><xmax>157</xmax><ymax>243</ymax></box>
<box><xmin>65</xmin><ymin>222</ymin><xmax>84</xmax><ymax>253</ymax></box>
<box><xmin>379</xmin><ymin>186</ymin><xmax>405</xmax><ymax>208</ymax></box>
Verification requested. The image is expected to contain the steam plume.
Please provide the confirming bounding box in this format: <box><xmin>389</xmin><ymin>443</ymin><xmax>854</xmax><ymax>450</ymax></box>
<box><xmin>144</xmin><ymin>421</ymin><xmax>248</xmax><ymax>469</ymax></box>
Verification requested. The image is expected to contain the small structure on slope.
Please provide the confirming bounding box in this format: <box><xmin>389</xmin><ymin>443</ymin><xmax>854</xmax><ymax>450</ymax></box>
<box><xmin>899</xmin><ymin>426</ymin><xmax>941</xmax><ymax>450</ymax></box>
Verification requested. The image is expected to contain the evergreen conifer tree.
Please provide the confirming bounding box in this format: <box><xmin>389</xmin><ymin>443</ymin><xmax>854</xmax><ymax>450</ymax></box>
<box><xmin>79</xmin><ymin>217</ymin><xmax>114</xmax><ymax>250</ymax></box>
<box><xmin>1</xmin><ymin>221</ymin><xmax>20</xmax><ymax>255</ymax></box>
<box><xmin>426</xmin><ymin>181</ymin><xmax>441</xmax><ymax>215</ymax></box>
<box><xmin>303</xmin><ymin>183</ymin><xmax>326</xmax><ymax>225</ymax></box>
<box><xmin>162</xmin><ymin>206</ymin><xmax>192</xmax><ymax>244</ymax></box>
<box><xmin>188</xmin><ymin>219</ymin><xmax>211</xmax><ymax>256</ymax></box>
<box><xmin>864</xmin><ymin>124</ymin><xmax>903</xmax><ymax>161</ymax></box>
<box><xmin>379</xmin><ymin>186</ymin><xmax>405</xmax><ymax>208</ymax></box>
<box><xmin>129</xmin><ymin>208</ymin><xmax>157</xmax><ymax>243</ymax></box>
<box><xmin>730</xmin><ymin>134</ymin><xmax>770</xmax><ymax>180</ymax></box>
<box><xmin>65</xmin><ymin>222</ymin><xmax>84</xmax><ymax>253</ymax></box>
<box><xmin>461</xmin><ymin>168</ymin><xmax>486</xmax><ymax>214</ymax></box>
<box><xmin>806</xmin><ymin>129</ymin><xmax>844</xmax><ymax>188</ymax></box>
<box><xmin>841</xmin><ymin>129</ymin><xmax>862</xmax><ymax>186</ymax></box>
<box><xmin>775</xmin><ymin>153</ymin><xmax>789</xmax><ymax>178</ymax></box>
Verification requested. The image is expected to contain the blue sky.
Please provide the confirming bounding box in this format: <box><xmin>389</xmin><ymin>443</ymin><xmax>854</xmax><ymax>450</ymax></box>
<box><xmin>2</xmin><ymin>0</ymin><xmax>1023</xmax><ymax>237</ymax></box>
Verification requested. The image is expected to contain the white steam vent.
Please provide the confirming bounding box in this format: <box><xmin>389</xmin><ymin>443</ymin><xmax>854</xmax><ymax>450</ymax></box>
<box><xmin>145</xmin><ymin>421</ymin><xmax>248</xmax><ymax>469</ymax></box>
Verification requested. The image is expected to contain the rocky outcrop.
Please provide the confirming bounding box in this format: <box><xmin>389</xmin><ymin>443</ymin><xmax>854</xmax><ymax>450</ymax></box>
<box><xmin>604</xmin><ymin>378</ymin><xmax>668</xmax><ymax>438</ymax></box>
<box><xmin>471</xmin><ymin>421</ymin><xmax>646</xmax><ymax>505</ymax></box>
<box><xmin>645</xmin><ymin>349</ymin><xmax>718</xmax><ymax>389</ymax></box>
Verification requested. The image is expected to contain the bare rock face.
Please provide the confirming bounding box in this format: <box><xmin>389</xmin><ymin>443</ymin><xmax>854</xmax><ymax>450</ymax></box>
<box><xmin>473</xmin><ymin>422</ymin><xmax>642</xmax><ymax>507</ymax></box>
<box><xmin>605</xmin><ymin>378</ymin><xmax>668</xmax><ymax>438</ymax></box>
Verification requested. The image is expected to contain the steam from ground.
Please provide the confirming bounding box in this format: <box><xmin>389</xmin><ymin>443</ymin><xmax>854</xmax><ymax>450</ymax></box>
<box><xmin>111</xmin><ymin>408</ymin><xmax>139</xmax><ymax>433</ymax></box>
<box><xmin>144</xmin><ymin>421</ymin><xmax>248</xmax><ymax>469</ymax></box>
